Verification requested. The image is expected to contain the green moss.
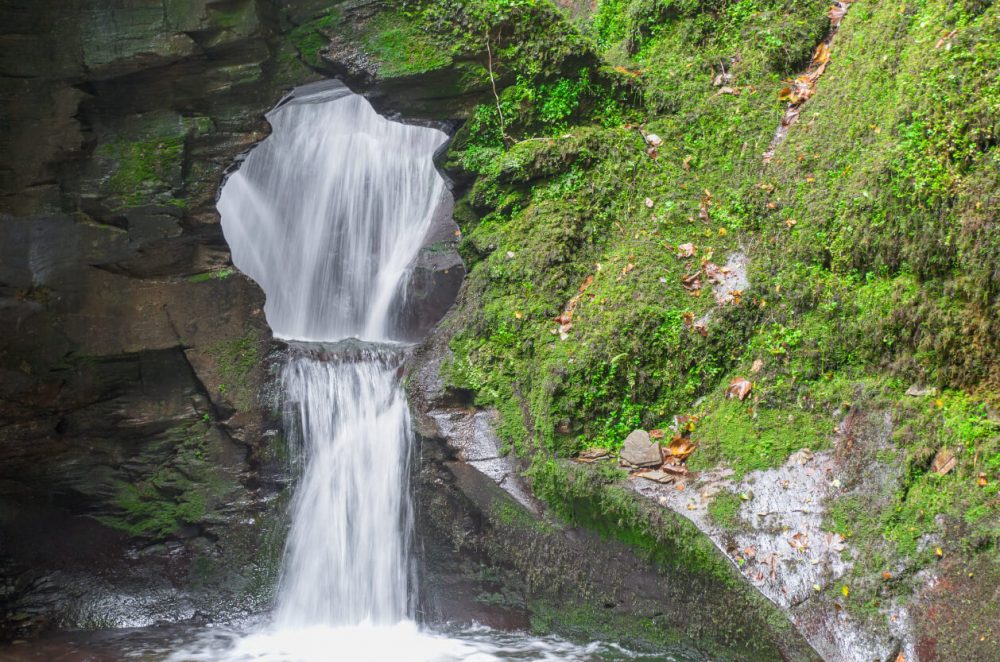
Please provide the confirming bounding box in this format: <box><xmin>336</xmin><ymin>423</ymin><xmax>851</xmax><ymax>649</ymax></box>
<box><xmin>288</xmin><ymin>8</ymin><xmax>342</xmax><ymax>65</ymax></box>
<box><xmin>529</xmin><ymin>600</ymin><xmax>687</xmax><ymax>653</ymax></box>
<box><xmin>688</xmin><ymin>395</ymin><xmax>829</xmax><ymax>478</ymax></box>
<box><xmin>708</xmin><ymin>490</ymin><xmax>744</xmax><ymax>530</ymax></box>
<box><xmin>361</xmin><ymin>13</ymin><xmax>452</xmax><ymax>77</ymax></box>
<box><xmin>188</xmin><ymin>268</ymin><xmax>235</xmax><ymax>283</ymax></box>
<box><xmin>95</xmin><ymin>427</ymin><xmax>226</xmax><ymax>538</ymax></box>
<box><xmin>209</xmin><ymin>330</ymin><xmax>263</xmax><ymax>412</ymax></box>
<box><xmin>408</xmin><ymin>0</ymin><xmax>999</xmax><ymax>632</ymax></box>
<box><xmin>824</xmin><ymin>390</ymin><xmax>998</xmax><ymax>618</ymax></box>
<box><xmin>528</xmin><ymin>458</ymin><xmax>736</xmax><ymax>584</ymax></box>
<box><xmin>98</xmin><ymin>134</ymin><xmax>186</xmax><ymax>208</ymax></box>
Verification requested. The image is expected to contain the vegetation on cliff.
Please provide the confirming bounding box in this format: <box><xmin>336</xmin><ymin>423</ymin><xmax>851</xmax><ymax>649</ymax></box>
<box><xmin>349</xmin><ymin>0</ymin><xmax>999</xmax><ymax>652</ymax></box>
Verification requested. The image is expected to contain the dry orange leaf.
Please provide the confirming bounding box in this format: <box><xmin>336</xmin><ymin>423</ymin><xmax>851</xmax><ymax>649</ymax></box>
<box><xmin>813</xmin><ymin>43</ymin><xmax>831</xmax><ymax>66</ymax></box>
<box><xmin>978</xmin><ymin>472</ymin><xmax>989</xmax><ymax>487</ymax></box>
<box><xmin>667</xmin><ymin>436</ymin><xmax>697</xmax><ymax>460</ymax></box>
<box><xmin>681</xmin><ymin>273</ymin><xmax>702</xmax><ymax>292</ymax></box>
<box><xmin>726</xmin><ymin>377</ymin><xmax>753</xmax><ymax>401</ymax></box>
<box><xmin>649</xmin><ymin>429</ymin><xmax>666</xmax><ymax>440</ymax></box>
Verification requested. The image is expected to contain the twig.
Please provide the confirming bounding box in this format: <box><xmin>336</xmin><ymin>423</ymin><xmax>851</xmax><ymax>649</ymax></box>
<box><xmin>485</xmin><ymin>30</ymin><xmax>512</xmax><ymax>146</ymax></box>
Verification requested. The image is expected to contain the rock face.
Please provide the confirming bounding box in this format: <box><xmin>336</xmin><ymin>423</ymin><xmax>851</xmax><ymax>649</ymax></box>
<box><xmin>0</xmin><ymin>0</ymin><xmax>302</xmax><ymax>639</ymax></box>
<box><xmin>619</xmin><ymin>430</ymin><xmax>662</xmax><ymax>468</ymax></box>
<box><xmin>0</xmin><ymin>0</ymin><xmax>470</xmax><ymax>641</ymax></box>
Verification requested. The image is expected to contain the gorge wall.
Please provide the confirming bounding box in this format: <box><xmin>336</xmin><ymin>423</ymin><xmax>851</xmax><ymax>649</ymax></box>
<box><xmin>1</xmin><ymin>1</ymin><xmax>996</xmax><ymax>661</ymax></box>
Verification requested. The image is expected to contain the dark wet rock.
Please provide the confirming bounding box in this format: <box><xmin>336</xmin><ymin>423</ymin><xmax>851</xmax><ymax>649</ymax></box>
<box><xmin>391</xmin><ymin>189</ymin><xmax>465</xmax><ymax>343</ymax></box>
<box><xmin>620</xmin><ymin>430</ymin><xmax>662</xmax><ymax>468</ymax></box>
<box><xmin>0</xmin><ymin>0</ymin><xmax>305</xmax><ymax>640</ymax></box>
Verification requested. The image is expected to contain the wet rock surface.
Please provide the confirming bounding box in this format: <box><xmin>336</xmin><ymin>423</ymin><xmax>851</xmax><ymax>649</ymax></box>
<box><xmin>0</xmin><ymin>0</ymin><xmax>302</xmax><ymax>639</ymax></box>
<box><xmin>629</xmin><ymin>411</ymin><xmax>919</xmax><ymax>662</ymax></box>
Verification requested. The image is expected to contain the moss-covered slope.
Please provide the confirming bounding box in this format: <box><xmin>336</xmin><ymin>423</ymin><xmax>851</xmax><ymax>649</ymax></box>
<box><xmin>360</xmin><ymin>0</ymin><xmax>1000</xmax><ymax>658</ymax></box>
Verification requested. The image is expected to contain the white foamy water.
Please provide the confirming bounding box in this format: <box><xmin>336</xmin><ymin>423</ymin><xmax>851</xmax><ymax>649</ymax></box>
<box><xmin>164</xmin><ymin>621</ymin><xmax>668</xmax><ymax>662</ymax></box>
<box><xmin>218</xmin><ymin>80</ymin><xmax>448</xmax><ymax>342</ymax></box>
<box><xmin>276</xmin><ymin>348</ymin><xmax>414</xmax><ymax>627</ymax></box>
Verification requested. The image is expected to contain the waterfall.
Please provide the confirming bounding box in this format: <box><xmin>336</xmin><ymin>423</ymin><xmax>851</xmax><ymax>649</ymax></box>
<box><xmin>218</xmin><ymin>81</ymin><xmax>446</xmax><ymax>629</ymax></box>
<box><xmin>276</xmin><ymin>348</ymin><xmax>414</xmax><ymax>627</ymax></box>
<box><xmin>218</xmin><ymin>80</ymin><xmax>447</xmax><ymax>342</ymax></box>
<box><xmin>164</xmin><ymin>78</ymin><xmax>686</xmax><ymax>662</ymax></box>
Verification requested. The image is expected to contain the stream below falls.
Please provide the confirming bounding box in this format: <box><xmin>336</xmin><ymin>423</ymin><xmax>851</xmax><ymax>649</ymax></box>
<box><xmin>5</xmin><ymin>81</ymin><xmax>706</xmax><ymax>661</ymax></box>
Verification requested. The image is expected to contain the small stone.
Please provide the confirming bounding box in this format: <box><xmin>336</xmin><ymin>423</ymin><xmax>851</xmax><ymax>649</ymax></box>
<box><xmin>905</xmin><ymin>384</ymin><xmax>937</xmax><ymax>397</ymax></box>
<box><xmin>635</xmin><ymin>469</ymin><xmax>674</xmax><ymax>484</ymax></box>
<box><xmin>620</xmin><ymin>429</ymin><xmax>662</xmax><ymax>467</ymax></box>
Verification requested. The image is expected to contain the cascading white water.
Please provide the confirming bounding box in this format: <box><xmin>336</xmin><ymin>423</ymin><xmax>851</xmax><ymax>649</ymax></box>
<box><xmin>276</xmin><ymin>348</ymin><xmax>414</xmax><ymax>627</ymax></box>
<box><xmin>219</xmin><ymin>80</ymin><xmax>447</xmax><ymax>342</ymax></box>
<box><xmin>218</xmin><ymin>80</ymin><xmax>445</xmax><ymax>631</ymax></box>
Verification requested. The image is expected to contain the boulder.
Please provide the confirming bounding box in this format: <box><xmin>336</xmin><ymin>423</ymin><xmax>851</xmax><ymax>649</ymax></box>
<box><xmin>620</xmin><ymin>430</ymin><xmax>662</xmax><ymax>467</ymax></box>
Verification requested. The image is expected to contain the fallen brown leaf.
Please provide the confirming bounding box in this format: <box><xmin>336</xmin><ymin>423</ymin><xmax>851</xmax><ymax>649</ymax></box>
<box><xmin>935</xmin><ymin>29</ymin><xmax>957</xmax><ymax>49</ymax></box>
<box><xmin>681</xmin><ymin>273</ymin><xmax>702</xmax><ymax>292</ymax></box>
<box><xmin>978</xmin><ymin>472</ymin><xmax>989</xmax><ymax>487</ymax></box>
<box><xmin>677</xmin><ymin>243</ymin><xmax>697</xmax><ymax>258</ymax></box>
<box><xmin>726</xmin><ymin>377</ymin><xmax>753</xmax><ymax>401</ymax></box>
<box><xmin>649</xmin><ymin>429</ymin><xmax>666</xmax><ymax>440</ymax></box>
<box><xmin>788</xmin><ymin>532</ymin><xmax>810</xmax><ymax>551</ymax></box>
<box><xmin>932</xmin><ymin>448</ymin><xmax>956</xmax><ymax>476</ymax></box>
<box><xmin>703</xmin><ymin>261</ymin><xmax>726</xmax><ymax>284</ymax></box>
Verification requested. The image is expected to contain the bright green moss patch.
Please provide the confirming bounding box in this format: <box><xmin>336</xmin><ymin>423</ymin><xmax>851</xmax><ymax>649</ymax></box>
<box><xmin>361</xmin><ymin>13</ymin><xmax>452</xmax><ymax>77</ymax></box>
<box><xmin>707</xmin><ymin>490</ymin><xmax>744</xmax><ymax>530</ymax></box>
<box><xmin>688</xmin><ymin>395</ymin><xmax>829</xmax><ymax>478</ymax></box>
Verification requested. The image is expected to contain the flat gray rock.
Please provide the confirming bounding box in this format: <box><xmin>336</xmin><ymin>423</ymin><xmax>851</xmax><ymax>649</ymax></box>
<box><xmin>620</xmin><ymin>430</ymin><xmax>662</xmax><ymax>467</ymax></box>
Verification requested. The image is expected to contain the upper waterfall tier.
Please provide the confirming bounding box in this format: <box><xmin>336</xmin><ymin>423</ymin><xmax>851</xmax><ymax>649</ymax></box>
<box><xmin>218</xmin><ymin>81</ymin><xmax>448</xmax><ymax>343</ymax></box>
